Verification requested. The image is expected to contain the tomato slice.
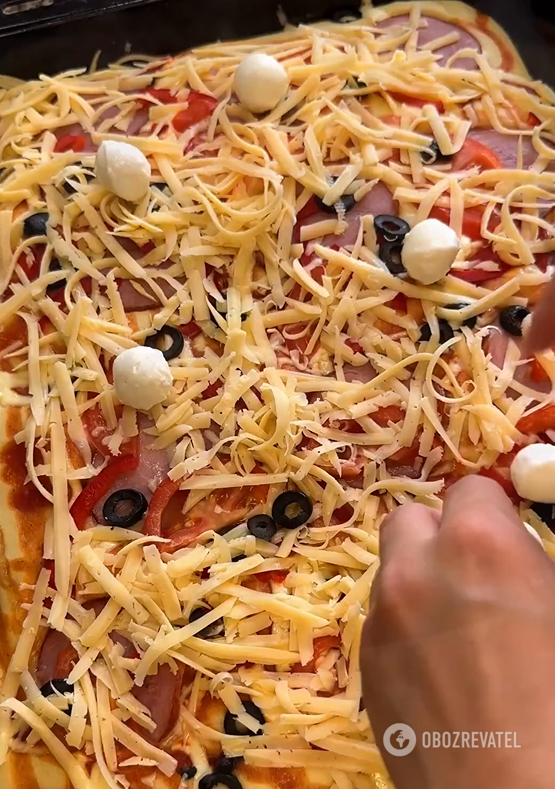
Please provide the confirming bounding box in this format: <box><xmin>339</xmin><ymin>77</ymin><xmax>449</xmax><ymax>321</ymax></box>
<box><xmin>517</xmin><ymin>404</ymin><xmax>555</xmax><ymax>435</ymax></box>
<box><xmin>155</xmin><ymin>482</ymin><xmax>269</xmax><ymax>552</ymax></box>
<box><xmin>82</xmin><ymin>406</ymin><xmax>114</xmax><ymax>456</ymax></box>
<box><xmin>388</xmin><ymin>92</ymin><xmax>444</xmax><ymax>111</ymax></box>
<box><xmin>54</xmin><ymin>134</ymin><xmax>86</xmax><ymax>153</ymax></box>
<box><xmin>389</xmin><ymin>440</ymin><xmax>420</xmax><ymax>464</ymax></box>
<box><xmin>429</xmin><ymin>205</ymin><xmax>494</xmax><ymax>241</ymax></box>
<box><xmin>387</xmin><ymin>293</ymin><xmax>407</xmax><ymax>312</ymax></box>
<box><xmin>253</xmin><ymin>569</ymin><xmax>289</xmax><ymax>586</ymax></box>
<box><xmin>70</xmin><ymin>436</ymin><xmax>140</xmax><ymax>530</ymax></box>
<box><xmin>478</xmin><ymin>464</ymin><xmax>519</xmax><ymax>504</ymax></box>
<box><xmin>452</xmin><ymin>138</ymin><xmax>503</xmax><ymax>171</ymax></box>
<box><xmin>371</xmin><ymin>406</ymin><xmax>405</xmax><ymax>427</ymax></box>
<box><xmin>137</xmin><ymin>88</ymin><xmax>177</xmax><ymax>106</ymax></box>
<box><xmin>291</xmin><ymin>635</ymin><xmax>341</xmax><ymax>673</ymax></box>
<box><xmin>17</xmin><ymin>246</ymin><xmax>44</xmax><ymax>280</ymax></box>
<box><xmin>172</xmin><ymin>92</ymin><xmax>218</xmax><ymax>133</ymax></box>
<box><xmin>296</xmin><ymin>196</ymin><xmax>319</xmax><ymax>222</ymax></box>
<box><xmin>530</xmin><ymin>358</ymin><xmax>549</xmax><ymax>383</ymax></box>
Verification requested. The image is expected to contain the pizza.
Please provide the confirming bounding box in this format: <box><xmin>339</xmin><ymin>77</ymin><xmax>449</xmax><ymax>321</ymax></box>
<box><xmin>0</xmin><ymin>2</ymin><xmax>554</xmax><ymax>788</ymax></box>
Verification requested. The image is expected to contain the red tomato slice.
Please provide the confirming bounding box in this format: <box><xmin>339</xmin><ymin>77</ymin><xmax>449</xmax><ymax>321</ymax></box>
<box><xmin>388</xmin><ymin>92</ymin><xmax>444</xmax><ymax>111</ymax></box>
<box><xmin>345</xmin><ymin>338</ymin><xmax>363</xmax><ymax>354</ymax></box>
<box><xmin>172</xmin><ymin>92</ymin><xmax>218</xmax><ymax>133</ymax></box>
<box><xmin>527</xmin><ymin>113</ymin><xmax>541</xmax><ymax>128</ymax></box>
<box><xmin>296</xmin><ymin>196</ymin><xmax>319</xmax><ymax>222</ymax></box>
<box><xmin>387</xmin><ymin>293</ymin><xmax>407</xmax><ymax>312</ymax></box>
<box><xmin>70</xmin><ymin>436</ymin><xmax>140</xmax><ymax>529</ymax></box>
<box><xmin>18</xmin><ymin>246</ymin><xmax>44</xmax><ymax>280</ymax></box>
<box><xmin>54</xmin><ymin>134</ymin><xmax>86</xmax><ymax>153</ymax></box>
<box><xmin>292</xmin><ymin>635</ymin><xmax>341</xmax><ymax>673</ymax></box>
<box><xmin>478</xmin><ymin>465</ymin><xmax>519</xmax><ymax>503</ymax></box>
<box><xmin>517</xmin><ymin>404</ymin><xmax>555</xmax><ymax>435</ymax></box>
<box><xmin>253</xmin><ymin>569</ymin><xmax>289</xmax><ymax>586</ymax></box>
<box><xmin>82</xmin><ymin>406</ymin><xmax>115</xmax><ymax>456</ymax></box>
<box><xmin>164</xmin><ymin>484</ymin><xmax>269</xmax><ymax>552</ymax></box>
<box><xmin>371</xmin><ymin>406</ymin><xmax>405</xmax><ymax>427</ymax></box>
<box><xmin>389</xmin><ymin>440</ymin><xmax>420</xmax><ymax>464</ymax></box>
<box><xmin>137</xmin><ymin>88</ymin><xmax>177</xmax><ymax>106</ymax></box>
<box><xmin>453</xmin><ymin>138</ymin><xmax>503</xmax><ymax>171</ymax></box>
<box><xmin>144</xmin><ymin>477</ymin><xmax>269</xmax><ymax>550</ymax></box>
<box><xmin>530</xmin><ymin>358</ymin><xmax>549</xmax><ymax>383</ymax></box>
<box><xmin>428</xmin><ymin>205</ymin><xmax>494</xmax><ymax>241</ymax></box>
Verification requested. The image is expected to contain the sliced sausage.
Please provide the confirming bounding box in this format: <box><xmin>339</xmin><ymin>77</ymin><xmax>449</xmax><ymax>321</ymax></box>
<box><xmin>377</xmin><ymin>14</ymin><xmax>480</xmax><ymax>69</ymax></box>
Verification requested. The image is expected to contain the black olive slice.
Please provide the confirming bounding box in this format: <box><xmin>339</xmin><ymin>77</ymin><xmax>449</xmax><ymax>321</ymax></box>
<box><xmin>272</xmin><ymin>491</ymin><xmax>313</xmax><ymax>529</ymax></box>
<box><xmin>374</xmin><ymin>214</ymin><xmax>410</xmax><ymax>242</ymax></box>
<box><xmin>189</xmin><ymin>607</ymin><xmax>225</xmax><ymax>638</ymax></box>
<box><xmin>421</xmin><ymin>140</ymin><xmax>451</xmax><ymax>165</ymax></box>
<box><xmin>531</xmin><ymin>503</ymin><xmax>555</xmax><ymax>531</ymax></box>
<box><xmin>330</xmin><ymin>6</ymin><xmax>362</xmax><ymax>22</ymax></box>
<box><xmin>420</xmin><ymin>320</ymin><xmax>455</xmax><ymax>344</ymax></box>
<box><xmin>444</xmin><ymin>303</ymin><xmax>477</xmax><ymax>329</ymax></box>
<box><xmin>199</xmin><ymin>775</ymin><xmax>242</xmax><ymax>789</ymax></box>
<box><xmin>144</xmin><ymin>325</ymin><xmax>185</xmax><ymax>361</ymax></box>
<box><xmin>62</xmin><ymin>172</ymin><xmax>94</xmax><ymax>194</ymax></box>
<box><xmin>247</xmin><ymin>514</ymin><xmax>277</xmax><ymax>541</ymax></box>
<box><xmin>224</xmin><ymin>701</ymin><xmax>265</xmax><ymax>736</ymax></box>
<box><xmin>214</xmin><ymin>756</ymin><xmax>242</xmax><ymax>775</ymax></box>
<box><xmin>46</xmin><ymin>258</ymin><xmax>66</xmax><ymax>294</ymax></box>
<box><xmin>23</xmin><ymin>212</ymin><xmax>49</xmax><ymax>238</ymax></box>
<box><xmin>499</xmin><ymin>306</ymin><xmax>530</xmax><ymax>337</ymax></box>
<box><xmin>102</xmin><ymin>489</ymin><xmax>148</xmax><ymax>528</ymax></box>
<box><xmin>179</xmin><ymin>766</ymin><xmax>198</xmax><ymax>779</ymax></box>
<box><xmin>40</xmin><ymin>678</ymin><xmax>73</xmax><ymax>697</ymax></box>
<box><xmin>378</xmin><ymin>240</ymin><xmax>405</xmax><ymax>275</ymax></box>
<box><xmin>315</xmin><ymin>176</ymin><xmax>355</xmax><ymax>214</ymax></box>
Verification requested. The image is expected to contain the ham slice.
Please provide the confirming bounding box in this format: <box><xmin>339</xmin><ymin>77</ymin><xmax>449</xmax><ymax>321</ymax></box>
<box><xmin>92</xmin><ymin>415</ymin><xmax>171</xmax><ymax>524</ymax></box>
<box><xmin>484</xmin><ymin>325</ymin><xmax>551</xmax><ymax>395</ymax></box>
<box><xmin>467</xmin><ymin>128</ymin><xmax>555</xmax><ymax>175</ymax></box>
<box><xmin>132</xmin><ymin>664</ymin><xmax>185</xmax><ymax>742</ymax></box>
<box><xmin>342</xmin><ymin>361</ymin><xmax>377</xmax><ymax>383</ymax></box>
<box><xmin>36</xmin><ymin>615</ymin><xmax>183</xmax><ymax>742</ymax></box>
<box><xmin>377</xmin><ymin>14</ymin><xmax>480</xmax><ymax>69</ymax></box>
<box><xmin>299</xmin><ymin>182</ymin><xmax>396</xmax><ymax>249</ymax></box>
<box><xmin>35</xmin><ymin>629</ymin><xmax>74</xmax><ymax>688</ymax></box>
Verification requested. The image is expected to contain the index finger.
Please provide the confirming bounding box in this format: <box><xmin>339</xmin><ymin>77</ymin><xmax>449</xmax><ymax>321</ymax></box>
<box><xmin>523</xmin><ymin>273</ymin><xmax>555</xmax><ymax>354</ymax></box>
<box><xmin>440</xmin><ymin>475</ymin><xmax>526</xmax><ymax>544</ymax></box>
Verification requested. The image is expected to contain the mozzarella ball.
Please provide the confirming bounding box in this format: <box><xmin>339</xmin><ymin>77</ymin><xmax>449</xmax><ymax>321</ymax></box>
<box><xmin>234</xmin><ymin>53</ymin><xmax>289</xmax><ymax>114</ymax></box>
<box><xmin>523</xmin><ymin>522</ymin><xmax>544</xmax><ymax>547</ymax></box>
<box><xmin>113</xmin><ymin>346</ymin><xmax>172</xmax><ymax>410</ymax></box>
<box><xmin>401</xmin><ymin>218</ymin><xmax>460</xmax><ymax>285</ymax></box>
<box><xmin>96</xmin><ymin>140</ymin><xmax>151</xmax><ymax>202</ymax></box>
<box><xmin>510</xmin><ymin>443</ymin><xmax>555</xmax><ymax>503</ymax></box>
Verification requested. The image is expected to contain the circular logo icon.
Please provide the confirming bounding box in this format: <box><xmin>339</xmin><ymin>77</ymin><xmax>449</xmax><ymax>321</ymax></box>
<box><xmin>383</xmin><ymin>723</ymin><xmax>417</xmax><ymax>756</ymax></box>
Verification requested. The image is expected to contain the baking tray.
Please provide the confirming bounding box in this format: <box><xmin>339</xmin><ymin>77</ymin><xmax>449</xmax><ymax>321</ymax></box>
<box><xmin>0</xmin><ymin>0</ymin><xmax>554</xmax><ymax>85</ymax></box>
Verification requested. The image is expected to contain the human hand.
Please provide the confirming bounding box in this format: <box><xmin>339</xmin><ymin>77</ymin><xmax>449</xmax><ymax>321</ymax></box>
<box><xmin>361</xmin><ymin>476</ymin><xmax>555</xmax><ymax>789</ymax></box>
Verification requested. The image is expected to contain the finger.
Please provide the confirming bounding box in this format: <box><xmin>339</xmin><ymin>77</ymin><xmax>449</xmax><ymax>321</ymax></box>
<box><xmin>440</xmin><ymin>475</ymin><xmax>522</xmax><ymax>539</ymax></box>
<box><xmin>379</xmin><ymin>503</ymin><xmax>440</xmax><ymax>566</ymax></box>
<box><xmin>522</xmin><ymin>274</ymin><xmax>555</xmax><ymax>354</ymax></box>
